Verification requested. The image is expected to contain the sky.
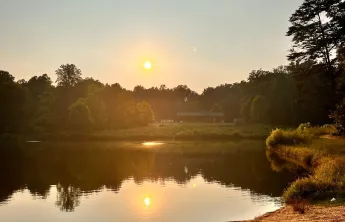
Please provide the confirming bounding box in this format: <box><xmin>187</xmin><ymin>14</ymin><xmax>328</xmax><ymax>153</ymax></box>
<box><xmin>0</xmin><ymin>0</ymin><xmax>303</xmax><ymax>92</ymax></box>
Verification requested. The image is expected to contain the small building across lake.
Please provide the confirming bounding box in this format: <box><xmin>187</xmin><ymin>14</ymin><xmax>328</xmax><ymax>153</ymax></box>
<box><xmin>176</xmin><ymin>112</ymin><xmax>225</xmax><ymax>123</ymax></box>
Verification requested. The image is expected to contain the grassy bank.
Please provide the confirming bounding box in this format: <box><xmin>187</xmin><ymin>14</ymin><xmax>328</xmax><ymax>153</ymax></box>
<box><xmin>265</xmin><ymin>123</ymin><xmax>345</xmax><ymax>202</ymax></box>
<box><xmin>21</xmin><ymin>123</ymin><xmax>277</xmax><ymax>142</ymax></box>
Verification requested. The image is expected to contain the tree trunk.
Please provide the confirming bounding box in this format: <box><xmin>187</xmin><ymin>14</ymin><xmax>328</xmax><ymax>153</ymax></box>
<box><xmin>317</xmin><ymin>14</ymin><xmax>332</xmax><ymax>69</ymax></box>
<box><xmin>317</xmin><ymin>13</ymin><xmax>336</xmax><ymax>91</ymax></box>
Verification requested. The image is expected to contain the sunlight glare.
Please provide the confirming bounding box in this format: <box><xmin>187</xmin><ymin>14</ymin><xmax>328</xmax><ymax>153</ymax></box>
<box><xmin>144</xmin><ymin>197</ymin><xmax>151</xmax><ymax>206</ymax></box>
<box><xmin>144</xmin><ymin>61</ymin><xmax>152</xmax><ymax>70</ymax></box>
<box><xmin>142</xmin><ymin>142</ymin><xmax>164</xmax><ymax>147</ymax></box>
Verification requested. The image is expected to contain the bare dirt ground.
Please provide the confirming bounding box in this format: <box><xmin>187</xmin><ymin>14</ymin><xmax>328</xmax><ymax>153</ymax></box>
<box><xmin>247</xmin><ymin>205</ymin><xmax>345</xmax><ymax>222</ymax></box>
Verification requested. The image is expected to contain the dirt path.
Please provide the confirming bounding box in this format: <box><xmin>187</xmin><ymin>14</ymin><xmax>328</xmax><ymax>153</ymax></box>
<box><xmin>248</xmin><ymin>205</ymin><xmax>345</xmax><ymax>222</ymax></box>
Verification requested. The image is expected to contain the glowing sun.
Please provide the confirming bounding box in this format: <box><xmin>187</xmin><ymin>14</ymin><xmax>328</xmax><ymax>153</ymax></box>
<box><xmin>144</xmin><ymin>61</ymin><xmax>152</xmax><ymax>70</ymax></box>
<box><xmin>144</xmin><ymin>197</ymin><xmax>151</xmax><ymax>206</ymax></box>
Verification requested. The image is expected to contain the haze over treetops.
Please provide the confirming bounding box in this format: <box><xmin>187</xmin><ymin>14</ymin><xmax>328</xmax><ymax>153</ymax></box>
<box><xmin>1</xmin><ymin>0</ymin><xmax>302</xmax><ymax>92</ymax></box>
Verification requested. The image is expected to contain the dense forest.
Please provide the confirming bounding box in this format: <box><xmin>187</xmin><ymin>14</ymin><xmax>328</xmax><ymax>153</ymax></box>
<box><xmin>1</xmin><ymin>0</ymin><xmax>345</xmax><ymax>135</ymax></box>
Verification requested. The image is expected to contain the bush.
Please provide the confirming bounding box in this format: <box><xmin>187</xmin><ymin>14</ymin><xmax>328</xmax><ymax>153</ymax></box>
<box><xmin>314</xmin><ymin>157</ymin><xmax>345</xmax><ymax>188</ymax></box>
<box><xmin>283</xmin><ymin>157</ymin><xmax>345</xmax><ymax>202</ymax></box>
<box><xmin>297</xmin><ymin>123</ymin><xmax>337</xmax><ymax>136</ymax></box>
<box><xmin>283</xmin><ymin>178</ymin><xmax>323</xmax><ymax>201</ymax></box>
<box><xmin>266</xmin><ymin>123</ymin><xmax>336</xmax><ymax>148</ymax></box>
<box><xmin>297</xmin><ymin>122</ymin><xmax>311</xmax><ymax>132</ymax></box>
<box><xmin>266</xmin><ymin>128</ymin><xmax>310</xmax><ymax>148</ymax></box>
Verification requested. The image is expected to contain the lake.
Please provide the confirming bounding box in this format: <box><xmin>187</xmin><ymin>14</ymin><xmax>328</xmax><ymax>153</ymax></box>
<box><xmin>0</xmin><ymin>141</ymin><xmax>297</xmax><ymax>222</ymax></box>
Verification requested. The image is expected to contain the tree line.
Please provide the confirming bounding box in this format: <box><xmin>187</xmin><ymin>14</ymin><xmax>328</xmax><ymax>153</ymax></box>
<box><xmin>1</xmin><ymin>0</ymin><xmax>345</xmax><ymax>134</ymax></box>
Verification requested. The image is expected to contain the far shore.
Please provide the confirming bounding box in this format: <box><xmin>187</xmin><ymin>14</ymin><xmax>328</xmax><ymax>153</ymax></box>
<box><xmin>2</xmin><ymin>123</ymin><xmax>278</xmax><ymax>142</ymax></box>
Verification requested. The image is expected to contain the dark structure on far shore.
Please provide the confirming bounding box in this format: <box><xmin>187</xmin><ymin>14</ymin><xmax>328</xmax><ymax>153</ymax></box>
<box><xmin>176</xmin><ymin>112</ymin><xmax>225</xmax><ymax>123</ymax></box>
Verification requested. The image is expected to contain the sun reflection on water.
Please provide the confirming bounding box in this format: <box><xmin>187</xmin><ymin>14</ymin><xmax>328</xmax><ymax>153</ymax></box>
<box><xmin>142</xmin><ymin>142</ymin><xmax>164</xmax><ymax>147</ymax></box>
<box><xmin>144</xmin><ymin>197</ymin><xmax>151</xmax><ymax>206</ymax></box>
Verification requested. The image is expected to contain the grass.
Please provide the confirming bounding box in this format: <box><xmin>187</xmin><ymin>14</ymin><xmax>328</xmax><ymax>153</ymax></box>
<box><xmin>26</xmin><ymin>123</ymin><xmax>278</xmax><ymax>141</ymax></box>
<box><xmin>266</xmin><ymin>123</ymin><xmax>336</xmax><ymax>148</ymax></box>
<box><xmin>265</xmin><ymin>123</ymin><xmax>345</xmax><ymax>203</ymax></box>
<box><xmin>266</xmin><ymin>128</ymin><xmax>311</xmax><ymax>147</ymax></box>
<box><xmin>283</xmin><ymin>157</ymin><xmax>345</xmax><ymax>202</ymax></box>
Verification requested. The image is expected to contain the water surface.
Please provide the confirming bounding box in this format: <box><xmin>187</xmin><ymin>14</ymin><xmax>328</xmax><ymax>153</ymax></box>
<box><xmin>0</xmin><ymin>141</ymin><xmax>296</xmax><ymax>221</ymax></box>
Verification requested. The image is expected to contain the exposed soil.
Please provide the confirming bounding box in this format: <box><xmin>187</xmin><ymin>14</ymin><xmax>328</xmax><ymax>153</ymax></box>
<box><xmin>248</xmin><ymin>205</ymin><xmax>345</xmax><ymax>222</ymax></box>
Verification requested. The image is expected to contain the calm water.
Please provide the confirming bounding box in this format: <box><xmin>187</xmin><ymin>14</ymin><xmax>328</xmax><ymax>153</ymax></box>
<box><xmin>0</xmin><ymin>141</ymin><xmax>296</xmax><ymax>222</ymax></box>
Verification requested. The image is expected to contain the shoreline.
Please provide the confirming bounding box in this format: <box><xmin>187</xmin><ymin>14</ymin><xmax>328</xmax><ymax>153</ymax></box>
<box><xmin>1</xmin><ymin>123</ymin><xmax>275</xmax><ymax>142</ymax></box>
<box><xmin>1</xmin><ymin>133</ymin><xmax>268</xmax><ymax>142</ymax></box>
<box><xmin>249</xmin><ymin>125</ymin><xmax>345</xmax><ymax>222</ymax></box>
<box><xmin>24</xmin><ymin>133</ymin><xmax>267</xmax><ymax>142</ymax></box>
<box><xmin>248</xmin><ymin>205</ymin><xmax>345</xmax><ymax>221</ymax></box>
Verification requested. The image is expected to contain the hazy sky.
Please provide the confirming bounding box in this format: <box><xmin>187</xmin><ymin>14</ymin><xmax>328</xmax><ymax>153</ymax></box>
<box><xmin>1</xmin><ymin>0</ymin><xmax>302</xmax><ymax>92</ymax></box>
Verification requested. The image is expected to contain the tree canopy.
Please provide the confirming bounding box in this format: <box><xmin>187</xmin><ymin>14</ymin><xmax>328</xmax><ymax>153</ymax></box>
<box><xmin>1</xmin><ymin>0</ymin><xmax>345</xmax><ymax>134</ymax></box>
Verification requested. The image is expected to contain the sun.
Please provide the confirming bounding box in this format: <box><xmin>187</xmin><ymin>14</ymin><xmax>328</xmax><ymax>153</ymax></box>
<box><xmin>144</xmin><ymin>197</ymin><xmax>151</xmax><ymax>206</ymax></box>
<box><xmin>144</xmin><ymin>61</ymin><xmax>152</xmax><ymax>70</ymax></box>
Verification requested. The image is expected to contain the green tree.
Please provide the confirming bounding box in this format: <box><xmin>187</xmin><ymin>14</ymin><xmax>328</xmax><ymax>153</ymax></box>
<box><xmin>85</xmin><ymin>95</ymin><xmax>107</xmax><ymax>130</ymax></box>
<box><xmin>287</xmin><ymin>0</ymin><xmax>342</xmax><ymax>70</ymax></box>
<box><xmin>31</xmin><ymin>91</ymin><xmax>55</xmax><ymax>132</ymax></box>
<box><xmin>0</xmin><ymin>70</ymin><xmax>14</xmax><ymax>83</ymax></box>
<box><xmin>68</xmin><ymin>98</ymin><xmax>94</xmax><ymax>132</ymax></box>
<box><xmin>0</xmin><ymin>71</ymin><xmax>29</xmax><ymax>133</ymax></box>
<box><xmin>289</xmin><ymin>61</ymin><xmax>333</xmax><ymax>124</ymax></box>
<box><xmin>250</xmin><ymin>95</ymin><xmax>270</xmax><ymax>123</ymax></box>
<box><xmin>56</xmin><ymin>64</ymin><xmax>82</xmax><ymax>88</ymax></box>
<box><xmin>241</xmin><ymin>96</ymin><xmax>254</xmax><ymax>120</ymax></box>
<box><xmin>27</xmin><ymin>74</ymin><xmax>52</xmax><ymax>97</ymax></box>
<box><xmin>136</xmin><ymin>101</ymin><xmax>155</xmax><ymax>126</ymax></box>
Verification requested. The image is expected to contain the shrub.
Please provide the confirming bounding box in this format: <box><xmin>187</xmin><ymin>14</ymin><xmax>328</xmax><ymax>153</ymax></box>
<box><xmin>266</xmin><ymin>128</ymin><xmax>310</xmax><ymax>148</ymax></box>
<box><xmin>297</xmin><ymin>122</ymin><xmax>311</xmax><ymax>132</ymax></box>
<box><xmin>297</xmin><ymin>123</ymin><xmax>337</xmax><ymax>136</ymax></box>
<box><xmin>283</xmin><ymin>178</ymin><xmax>322</xmax><ymax>202</ymax></box>
<box><xmin>314</xmin><ymin>157</ymin><xmax>345</xmax><ymax>188</ymax></box>
<box><xmin>283</xmin><ymin>157</ymin><xmax>345</xmax><ymax>202</ymax></box>
<box><xmin>266</xmin><ymin>123</ymin><xmax>336</xmax><ymax>148</ymax></box>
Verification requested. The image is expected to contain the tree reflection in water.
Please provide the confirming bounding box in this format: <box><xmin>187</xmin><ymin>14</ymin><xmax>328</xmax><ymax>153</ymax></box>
<box><xmin>55</xmin><ymin>184</ymin><xmax>81</xmax><ymax>212</ymax></box>
<box><xmin>0</xmin><ymin>141</ymin><xmax>299</xmax><ymax>212</ymax></box>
